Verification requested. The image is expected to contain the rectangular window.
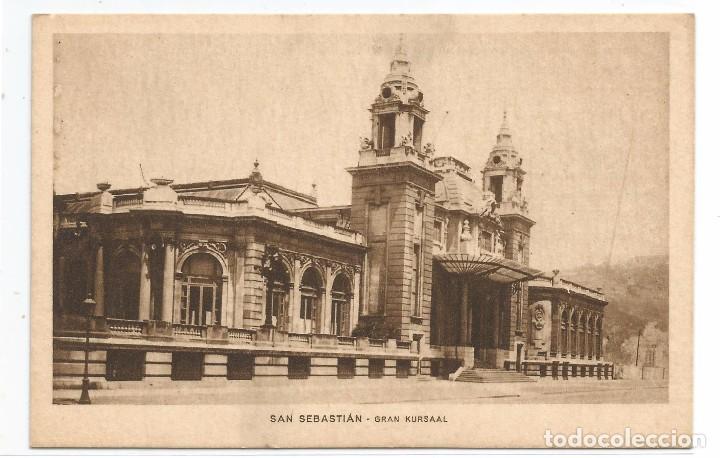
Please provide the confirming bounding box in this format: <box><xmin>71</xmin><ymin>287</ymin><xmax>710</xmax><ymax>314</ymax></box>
<box><xmin>378</xmin><ymin>113</ymin><xmax>395</xmax><ymax>150</ymax></box>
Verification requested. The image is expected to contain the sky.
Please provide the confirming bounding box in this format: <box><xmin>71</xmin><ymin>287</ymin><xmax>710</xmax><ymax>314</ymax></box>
<box><xmin>53</xmin><ymin>31</ymin><xmax>669</xmax><ymax>272</ymax></box>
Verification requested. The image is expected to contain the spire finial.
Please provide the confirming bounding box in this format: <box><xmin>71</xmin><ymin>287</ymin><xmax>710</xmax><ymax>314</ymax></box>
<box><xmin>394</xmin><ymin>33</ymin><xmax>407</xmax><ymax>60</ymax></box>
<box><xmin>496</xmin><ymin>110</ymin><xmax>512</xmax><ymax>146</ymax></box>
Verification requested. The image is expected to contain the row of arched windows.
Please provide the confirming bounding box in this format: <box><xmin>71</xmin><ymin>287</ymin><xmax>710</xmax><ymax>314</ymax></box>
<box><xmin>559</xmin><ymin>308</ymin><xmax>603</xmax><ymax>358</ymax></box>
<box><xmin>58</xmin><ymin>247</ymin><xmax>353</xmax><ymax>335</ymax></box>
<box><xmin>266</xmin><ymin>261</ymin><xmax>353</xmax><ymax>335</ymax></box>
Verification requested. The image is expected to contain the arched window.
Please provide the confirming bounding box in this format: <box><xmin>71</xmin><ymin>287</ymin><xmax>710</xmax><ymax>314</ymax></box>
<box><xmin>299</xmin><ymin>267</ymin><xmax>323</xmax><ymax>334</ymax></box>
<box><xmin>179</xmin><ymin>253</ymin><xmax>223</xmax><ymax>326</ymax></box>
<box><xmin>268</xmin><ymin>262</ymin><xmax>290</xmax><ymax>331</ymax></box>
<box><xmin>570</xmin><ymin>311</ymin><xmax>578</xmax><ymax>356</ymax></box>
<box><xmin>560</xmin><ymin>309</ymin><xmax>569</xmax><ymax>356</ymax></box>
<box><xmin>330</xmin><ymin>274</ymin><xmax>352</xmax><ymax>336</ymax></box>
<box><xmin>107</xmin><ymin>251</ymin><xmax>140</xmax><ymax>320</ymax></box>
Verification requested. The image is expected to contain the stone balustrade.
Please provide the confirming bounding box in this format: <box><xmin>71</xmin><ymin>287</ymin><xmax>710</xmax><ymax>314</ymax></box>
<box><xmin>55</xmin><ymin>316</ymin><xmax>420</xmax><ymax>355</ymax></box>
<box><xmin>106</xmin><ymin>318</ymin><xmax>144</xmax><ymax>337</ymax></box>
<box><xmin>91</xmin><ymin>192</ymin><xmax>365</xmax><ymax>246</ymax></box>
<box><xmin>529</xmin><ymin>276</ymin><xmax>606</xmax><ymax>302</ymax></box>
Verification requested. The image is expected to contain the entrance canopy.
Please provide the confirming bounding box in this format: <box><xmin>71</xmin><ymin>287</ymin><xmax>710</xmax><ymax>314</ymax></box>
<box><xmin>434</xmin><ymin>253</ymin><xmax>544</xmax><ymax>283</ymax></box>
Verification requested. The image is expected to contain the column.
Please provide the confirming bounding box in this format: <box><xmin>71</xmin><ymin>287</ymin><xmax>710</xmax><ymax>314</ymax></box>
<box><xmin>323</xmin><ymin>265</ymin><xmax>333</xmax><ymax>334</ymax></box>
<box><xmin>138</xmin><ymin>242</ymin><xmax>152</xmax><ymax>320</ymax></box>
<box><xmin>351</xmin><ymin>269</ymin><xmax>361</xmax><ymax>333</ymax></box>
<box><xmin>93</xmin><ymin>243</ymin><xmax>105</xmax><ymax>316</ymax></box>
<box><xmin>459</xmin><ymin>277</ymin><xmax>469</xmax><ymax>345</ymax></box>
<box><xmin>289</xmin><ymin>258</ymin><xmax>302</xmax><ymax>332</ymax></box>
<box><xmin>161</xmin><ymin>241</ymin><xmax>175</xmax><ymax>323</ymax></box>
<box><xmin>233</xmin><ymin>246</ymin><xmax>246</xmax><ymax>328</ymax></box>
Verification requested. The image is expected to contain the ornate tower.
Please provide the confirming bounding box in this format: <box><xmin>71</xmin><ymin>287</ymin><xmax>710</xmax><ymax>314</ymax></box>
<box><xmin>348</xmin><ymin>39</ymin><xmax>441</xmax><ymax>344</ymax></box>
<box><xmin>481</xmin><ymin>112</ymin><xmax>534</xmax><ymax>265</ymax></box>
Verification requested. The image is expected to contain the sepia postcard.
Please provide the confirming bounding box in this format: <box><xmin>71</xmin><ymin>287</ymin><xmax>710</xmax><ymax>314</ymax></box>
<box><xmin>30</xmin><ymin>14</ymin><xmax>694</xmax><ymax>448</ymax></box>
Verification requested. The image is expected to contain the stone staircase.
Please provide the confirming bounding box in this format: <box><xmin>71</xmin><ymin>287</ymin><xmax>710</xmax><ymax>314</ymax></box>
<box><xmin>454</xmin><ymin>368</ymin><xmax>536</xmax><ymax>384</ymax></box>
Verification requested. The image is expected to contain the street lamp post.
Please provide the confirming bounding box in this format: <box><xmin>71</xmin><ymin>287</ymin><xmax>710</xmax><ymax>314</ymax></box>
<box><xmin>78</xmin><ymin>294</ymin><xmax>97</xmax><ymax>404</ymax></box>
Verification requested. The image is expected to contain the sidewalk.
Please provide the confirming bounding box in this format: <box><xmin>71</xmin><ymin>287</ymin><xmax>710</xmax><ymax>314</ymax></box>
<box><xmin>53</xmin><ymin>377</ymin><xmax>668</xmax><ymax>405</ymax></box>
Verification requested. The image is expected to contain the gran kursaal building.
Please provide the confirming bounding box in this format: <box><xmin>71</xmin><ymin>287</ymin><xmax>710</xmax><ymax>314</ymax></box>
<box><xmin>53</xmin><ymin>43</ymin><xmax>613</xmax><ymax>384</ymax></box>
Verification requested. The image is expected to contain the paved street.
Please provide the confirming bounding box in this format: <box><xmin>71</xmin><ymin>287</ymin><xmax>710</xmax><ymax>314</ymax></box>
<box><xmin>53</xmin><ymin>378</ymin><xmax>668</xmax><ymax>405</ymax></box>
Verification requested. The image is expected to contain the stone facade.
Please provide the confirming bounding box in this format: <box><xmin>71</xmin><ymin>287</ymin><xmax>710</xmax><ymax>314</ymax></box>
<box><xmin>52</xmin><ymin>40</ymin><xmax>611</xmax><ymax>386</ymax></box>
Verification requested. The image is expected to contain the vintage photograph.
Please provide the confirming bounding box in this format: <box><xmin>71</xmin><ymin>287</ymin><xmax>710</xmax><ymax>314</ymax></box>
<box><xmin>30</xmin><ymin>14</ymin><xmax>694</xmax><ymax>448</ymax></box>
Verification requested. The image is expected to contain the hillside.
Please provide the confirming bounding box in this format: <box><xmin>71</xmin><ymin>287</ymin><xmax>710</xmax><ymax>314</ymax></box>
<box><xmin>562</xmin><ymin>255</ymin><xmax>669</xmax><ymax>364</ymax></box>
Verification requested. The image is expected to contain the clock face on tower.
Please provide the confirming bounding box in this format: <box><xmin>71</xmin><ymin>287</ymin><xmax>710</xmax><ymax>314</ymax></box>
<box><xmin>381</xmin><ymin>87</ymin><xmax>392</xmax><ymax>99</ymax></box>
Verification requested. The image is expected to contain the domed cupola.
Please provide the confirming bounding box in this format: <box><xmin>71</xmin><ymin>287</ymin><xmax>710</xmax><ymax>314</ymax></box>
<box><xmin>486</xmin><ymin>111</ymin><xmax>523</xmax><ymax>170</ymax></box>
<box><xmin>482</xmin><ymin>111</ymin><xmax>528</xmax><ymax>216</ymax></box>
<box><xmin>358</xmin><ymin>35</ymin><xmax>431</xmax><ymax>167</ymax></box>
<box><xmin>377</xmin><ymin>35</ymin><xmax>423</xmax><ymax>106</ymax></box>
